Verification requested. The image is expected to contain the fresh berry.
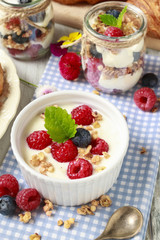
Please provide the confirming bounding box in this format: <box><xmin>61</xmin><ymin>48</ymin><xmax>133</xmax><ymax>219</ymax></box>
<box><xmin>51</xmin><ymin>140</ymin><xmax>78</xmax><ymax>162</ymax></box>
<box><xmin>16</xmin><ymin>188</ymin><xmax>41</xmax><ymax>211</ymax></box>
<box><xmin>0</xmin><ymin>174</ymin><xmax>19</xmax><ymax>197</ymax></box>
<box><xmin>8</xmin><ymin>48</ymin><xmax>24</xmax><ymax>56</ymax></box>
<box><xmin>0</xmin><ymin>195</ymin><xmax>16</xmax><ymax>216</ymax></box>
<box><xmin>59</xmin><ymin>52</ymin><xmax>81</xmax><ymax>81</ymax></box>
<box><xmin>6</xmin><ymin>17</ymin><xmax>20</xmax><ymax>30</ymax></box>
<box><xmin>141</xmin><ymin>73</ymin><xmax>158</xmax><ymax>88</ymax></box>
<box><xmin>91</xmin><ymin>138</ymin><xmax>109</xmax><ymax>155</ymax></box>
<box><xmin>35</xmin><ymin>29</ymin><xmax>42</xmax><ymax>38</ymax></box>
<box><xmin>27</xmin><ymin>130</ymin><xmax>52</xmax><ymax>150</ymax></box>
<box><xmin>19</xmin><ymin>0</ymin><xmax>32</xmax><ymax>3</ymax></box>
<box><xmin>12</xmin><ymin>32</ymin><xmax>29</xmax><ymax>44</ymax></box>
<box><xmin>71</xmin><ymin>128</ymin><xmax>91</xmax><ymax>148</ymax></box>
<box><xmin>71</xmin><ymin>105</ymin><xmax>94</xmax><ymax>125</ymax></box>
<box><xmin>106</xmin><ymin>9</ymin><xmax>120</xmax><ymax>18</ymax></box>
<box><xmin>67</xmin><ymin>158</ymin><xmax>93</xmax><ymax>179</ymax></box>
<box><xmin>85</xmin><ymin>57</ymin><xmax>104</xmax><ymax>88</ymax></box>
<box><xmin>104</xmin><ymin>27</ymin><xmax>124</xmax><ymax>37</ymax></box>
<box><xmin>134</xmin><ymin>87</ymin><xmax>157</xmax><ymax>111</ymax></box>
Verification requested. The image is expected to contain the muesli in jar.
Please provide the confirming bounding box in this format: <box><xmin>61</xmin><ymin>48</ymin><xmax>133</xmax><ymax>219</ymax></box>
<box><xmin>81</xmin><ymin>1</ymin><xmax>147</xmax><ymax>94</ymax></box>
<box><xmin>0</xmin><ymin>0</ymin><xmax>54</xmax><ymax>60</ymax></box>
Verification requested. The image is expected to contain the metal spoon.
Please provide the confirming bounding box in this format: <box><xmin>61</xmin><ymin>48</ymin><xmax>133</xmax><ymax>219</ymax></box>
<box><xmin>95</xmin><ymin>206</ymin><xmax>143</xmax><ymax>240</ymax></box>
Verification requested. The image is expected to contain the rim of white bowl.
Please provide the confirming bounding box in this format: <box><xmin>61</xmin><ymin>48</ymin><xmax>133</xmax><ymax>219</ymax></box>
<box><xmin>11</xmin><ymin>90</ymin><xmax>129</xmax><ymax>184</ymax></box>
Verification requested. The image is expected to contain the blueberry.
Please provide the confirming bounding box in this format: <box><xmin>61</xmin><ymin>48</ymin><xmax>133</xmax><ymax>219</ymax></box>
<box><xmin>71</xmin><ymin>128</ymin><xmax>91</xmax><ymax>148</ymax></box>
<box><xmin>35</xmin><ymin>29</ymin><xmax>42</xmax><ymax>38</ymax></box>
<box><xmin>141</xmin><ymin>73</ymin><xmax>158</xmax><ymax>87</ymax></box>
<box><xmin>19</xmin><ymin>0</ymin><xmax>32</xmax><ymax>3</ymax></box>
<box><xmin>106</xmin><ymin>9</ymin><xmax>120</xmax><ymax>18</ymax></box>
<box><xmin>133</xmin><ymin>52</ymin><xmax>140</xmax><ymax>62</ymax></box>
<box><xmin>29</xmin><ymin>11</ymin><xmax>46</xmax><ymax>23</ymax></box>
<box><xmin>90</xmin><ymin>44</ymin><xmax>102</xmax><ymax>59</ymax></box>
<box><xmin>12</xmin><ymin>32</ymin><xmax>29</xmax><ymax>44</ymax></box>
<box><xmin>0</xmin><ymin>195</ymin><xmax>16</xmax><ymax>216</ymax></box>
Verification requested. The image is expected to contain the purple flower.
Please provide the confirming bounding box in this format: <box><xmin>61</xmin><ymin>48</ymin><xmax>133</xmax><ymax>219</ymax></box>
<box><xmin>50</xmin><ymin>41</ymin><xmax>68</xmax><ymax>57</ymax></box>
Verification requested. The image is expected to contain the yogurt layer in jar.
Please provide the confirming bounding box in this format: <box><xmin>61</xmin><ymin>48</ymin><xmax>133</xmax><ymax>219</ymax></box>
<box><xmin>21</xmin><ymin>103</ymin><xmax>123</xmax><ymax>180</ymax></box>
<box><xmin>0</xmin><ymin>0</ymin><xmax>54</xmax><ymax>60</ymax></box>
<box><xmin>81</xmin><ymin>1</ymin><xmax>147</xmax><ymax>94</ymax></box>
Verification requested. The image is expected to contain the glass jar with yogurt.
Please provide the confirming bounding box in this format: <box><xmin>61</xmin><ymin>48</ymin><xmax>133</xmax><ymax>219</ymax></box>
<box><xmin>0</xmin><ymin>0</ymin><xmax>54</xmax><ymax>60</ymax></box>
<box><xmin>81</xmin><ymin>1</ymin><xmax>147</xmax><ymax>94</ymax></box>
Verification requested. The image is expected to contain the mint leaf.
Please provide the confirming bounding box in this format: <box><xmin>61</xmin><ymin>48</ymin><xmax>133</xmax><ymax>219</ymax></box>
<box><xmin>44</xmin><ymin>106</ymin><xmax>77</xmax><ymax>143</ymax></box>
<box><xmin>117</xmin><ymin>6</ymin><xmax>127</xmax><ymax>28</ymax></box>
<box><xmin>99</xmin><ymin>14</ymin><xmax>117</xmax><ymax>27</ymax></box>
<box><xmin>99</xmin><ymin>6</ymin><xmax>127</xmax><ymax>29</ymax></box>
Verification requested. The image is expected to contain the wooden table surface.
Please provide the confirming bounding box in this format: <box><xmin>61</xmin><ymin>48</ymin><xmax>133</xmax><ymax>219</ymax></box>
<box><xmin>0</xmin><ymin>23</ymin><xmax>160</xmax><ymax>240</ymax></box>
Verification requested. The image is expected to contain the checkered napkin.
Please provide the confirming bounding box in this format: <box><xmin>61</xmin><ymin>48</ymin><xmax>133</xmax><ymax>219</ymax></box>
<box><xmin>1</xmin><ymin>45</ymin><xmax>160</xmax><ymax>240</ymax></box>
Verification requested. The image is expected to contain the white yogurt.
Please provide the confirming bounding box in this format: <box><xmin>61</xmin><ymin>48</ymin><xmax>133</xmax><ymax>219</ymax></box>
<box><xmin>96</xmin><ymin>39</ymin><xmax>144</xmax><ymax>68</ymax></box>
<box><xmin>99</xmin><ymin>68</ymin><xmax>143</xmax><ymax>91</ymax></box>
<box><xmin>22</xmin><ymin>104</ymin><xmax>122</xmax><ymax>180</ymax></box>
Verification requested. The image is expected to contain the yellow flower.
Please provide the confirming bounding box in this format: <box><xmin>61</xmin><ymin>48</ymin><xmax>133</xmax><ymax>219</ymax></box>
<box><xmin>58</xmin><ymin>32</ymin><xmax>82</xmax><ymax>45</ymax></box>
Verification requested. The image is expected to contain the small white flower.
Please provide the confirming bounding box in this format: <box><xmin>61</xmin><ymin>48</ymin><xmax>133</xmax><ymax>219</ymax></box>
<box><xmin>35</xmin><ymin>84</ymin><xmax>57</xmax><ymax>98</ymax></box>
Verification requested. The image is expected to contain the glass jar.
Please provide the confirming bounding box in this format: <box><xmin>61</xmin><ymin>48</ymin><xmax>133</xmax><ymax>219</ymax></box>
<box><xmin>0</xmin><ymin>0</ymin><xmax>54</xmax><ymax>60</ymax></box>
<box><xmin>81</xmin><ymin>1</ymin><xmax>147</xmax><ymax>94</ymax></box>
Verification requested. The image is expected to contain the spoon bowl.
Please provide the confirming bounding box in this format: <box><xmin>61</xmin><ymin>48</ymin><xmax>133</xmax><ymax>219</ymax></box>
<box><xmin>95</xmin><ymin>206</ymin><xmax>143</xmax><ymax>240</ymax></box>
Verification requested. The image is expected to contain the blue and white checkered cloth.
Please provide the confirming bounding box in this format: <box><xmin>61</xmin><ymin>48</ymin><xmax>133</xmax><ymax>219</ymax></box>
<box><xmin>0</xmin><ymin>45</ymin><xmax>160</xmax><ymax>240</ymax></box>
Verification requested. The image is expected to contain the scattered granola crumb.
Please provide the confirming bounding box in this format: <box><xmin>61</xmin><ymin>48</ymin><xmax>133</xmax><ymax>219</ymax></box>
<box><xmin>90</xmin><ymin>205</ymin><xmax>96</xmax><ymax>212</ymax></box>
<box><xmin>40</xmin><ymin>113</ymin><xmax>45</xmax><ymax>119</ymax></box>
<box><xmin>99</xmin><ymin>195</ymin><xmax>112</xmax><ymax>207</ymax></box>
<box><xmin>123</xmin><ymin>114</ymin><xmax>127</xmax><ymax>120</ymax></box>
<box><xmin>92</xmin><ymin>90</ymin><xmax>100</xmax><ymax>95</ymax></box>
<box><xmin>91</xmin><ymin>155</ymin><xmax>102</xmax><ymax>165</ymax></box>
<box><xmin>43</xmin><ymin>199</ymin><xmax>54</xmax><ymax>216</ymax></box>
<box><xmin>151</xmin><ymin>107</ymin><xmax>158</xmax><ymax>113</ymax></box>
<box><xmin>64</xmin><ymin>218</ymin><xmax>75</xmax><ymax>229</ymax></box>
<box><xmin>91</xmin><ymin>199</ymin><xmax>99</xmax><ymax>207</ymax></box>
<box><xmin>29</xmin><ymin>233</ymin><xmax>41</xmax><ymax>240</ymax></box>
<box><xmin>57</xmin><ymin>219</ymin><xmax>64</xmax><ymax>226</ymax></box>
<box><xmin>140</xmin><ymin>147</ymin><xmax>147</xmax><ymax>154</ymax></box>
<box><xmin>103</xmin><ymin>151</ymin><xmax>110</xmax><ymax>159</ymax></box>
<box><xmin>19</xmin><ymin>211</ymin><xmax>31</xmax><ymax>223</ymax></box>
<box><xmin>92</xmin><ymin>121</ymin><xmax>101</xmax><ymax>128</ymax></box>
<box><xmin>77</xmin><ymin>205</ymin><xmax>94</xmax><ymax>215</ymax></box>
<box><xmin>95</xmin><ymin>166</ymin><xmax>106</xmax><ymax>172</ymax></box>
<box><xmin>44</xmin><ymin>147</ymin><xmax>51</xmax><ymax>153</ymax></box>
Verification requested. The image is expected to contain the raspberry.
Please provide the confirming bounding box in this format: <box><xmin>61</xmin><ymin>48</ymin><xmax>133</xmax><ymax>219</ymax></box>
<box><xmin>51</xmin><ymin>140</ymin><xmax>78</xmax><ymax>162</ymax></box>
<box><xmin>26</xmin><ymin>130</ymin><xmax>52</xmax><ymax>150</ymax></box>
<box><xmin>104</xmin><ymin>27</ymin><xmax>124</xmax><ymax>37</ymax></box>
<box><xmin>134</xmin><ymin>87</ymin><xmax>157</xmax><ymax>111</ymax></box>
<box><xmin>59</xmin><ymin>52</ymin><xmax>81</xmax><ymax>80</ymax></box>
<box><xmin>67</xmin><ymin>158</ymin><xmax>93</xmax><ymax>179</ymax></box>
<box><xmin>71</xmin><ymin>105</ymin><xmax>94</xmax><ymax>125</ymax></box>
<box><xmin>6</xmin><ymin>17</ymin><xmax>20</xmax><ymax>30</ymax></box>
<box><xmin>16</xmin><ymin>188</ymin><xmax>41</xmax><ymax>211</ymax></box>
<box><xmin>0</xmin><ymin>195</ymin><xmax>16</xmax><ymax>216</ymax></box>
<box><xmin>0</xmin><ymin>174</ymin><xmax>19</xmax><ymax>198</ymax></box>
<box><xmin>91</xmin><ymin>138</ymin><xmax>109</xmax><ymax>155</ymax></box>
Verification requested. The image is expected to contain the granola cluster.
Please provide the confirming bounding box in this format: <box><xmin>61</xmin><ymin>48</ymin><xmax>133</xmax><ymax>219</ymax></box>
<box><xmin>77</xmin><ymin>195</ymin><xmax>112</xmax><ymax>215</ymax></box>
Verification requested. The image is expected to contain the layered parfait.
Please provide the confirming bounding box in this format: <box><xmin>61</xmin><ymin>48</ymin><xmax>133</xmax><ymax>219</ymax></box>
<box><xmin>21</xmin><ymin>103</ymin><xmax>122</xmax><ymax>180</ymax></box>
<box><xmin>0</xmin><ymin>0</ymin><xmax>54</xmax><ymax>60</ymax></box>
<box><xmin>82</xmin><ymin>2</ymin><xmax>147</xmax><ymax>94</ymax></box>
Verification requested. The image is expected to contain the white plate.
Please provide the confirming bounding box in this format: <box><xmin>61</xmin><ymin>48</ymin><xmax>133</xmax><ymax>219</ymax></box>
<box><xmin>0</xmin><ymin>50</ymin><xmax>20</xmax><ymax>139</ymax></box>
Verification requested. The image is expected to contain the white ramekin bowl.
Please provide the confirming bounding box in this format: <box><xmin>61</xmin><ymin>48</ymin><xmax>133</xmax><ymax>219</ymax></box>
<box><xmin>11</xmin><ymin>90</ymin><xmax>129</xmax><ymax>206</ymax></box>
